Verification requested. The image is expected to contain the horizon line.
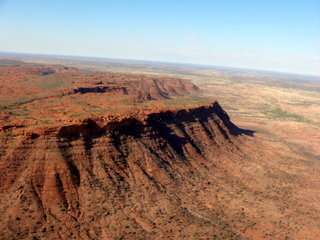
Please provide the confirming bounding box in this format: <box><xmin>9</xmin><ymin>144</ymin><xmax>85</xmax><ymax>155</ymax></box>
<box><xmin>0</xmin><ymin>51</ymin><xmax>319</xmax><ymax>78</ymax></box>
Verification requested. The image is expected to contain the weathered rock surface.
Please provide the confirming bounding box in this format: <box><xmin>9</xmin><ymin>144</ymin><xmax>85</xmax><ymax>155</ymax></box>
<box><xmin>0</xmin><ymin>99</ymin><xmax>248</xmax><ymax>239</ymax></box>
<box><xmin>2</xmin><ymin>62</ymin><xmax>318</xmax><ymax>240</ymax></box>
<box><xmin>1</xmin><ymin>60</ymin><xmax>319</xmax><ymax>240</ymax></box>
<box><xmin>0</xmin><ymin>62</ymin><xmax>250</xmax><ymax>239</ymax></box>
<box><xmin>0</xmin><ymin>63</ymin><xmax>198</xmax><ymax>103</ymax></box>
<box><xmin>0</xmin><ymin>108</ymin><xmax>245</xmax><ymax>239</ymax></box>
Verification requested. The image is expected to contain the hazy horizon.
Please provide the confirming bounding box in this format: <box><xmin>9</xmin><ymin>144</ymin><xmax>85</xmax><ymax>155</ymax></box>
<box><xmin>0</xmin><ymin>0</ymin><xmax>319</xmax><ymax>76</ymax></box>
<box><xmin>2</xmin><ymin>51</ymin><xmax>320</xmax><ymax>79</ymax></box>
<box><xmin>1</xmin><ymin>1</ymin><xmax>319</xmax><ymax>76</ymax></box>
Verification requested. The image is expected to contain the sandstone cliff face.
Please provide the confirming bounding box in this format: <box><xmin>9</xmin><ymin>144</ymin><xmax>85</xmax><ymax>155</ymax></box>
<box><xmin>0</xmin><ymin>62</ymin><xmax>256</xmax><ymax>239</ymax></box>
<box><xmin>0</xmin><ymin>102</ymin><xmax>247</xmax><ymax>239</ymax></box>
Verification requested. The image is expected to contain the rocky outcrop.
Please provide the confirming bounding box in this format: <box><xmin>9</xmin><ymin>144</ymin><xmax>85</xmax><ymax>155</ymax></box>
<box><xmin>0</xmin><ymin>100</ymin><xmax>247</xmax><ymax>239</ymax></box>
<box><xmin>0</xmin><ymin>63</ymin><xmax>199</xmax><ymax>110</ymax></box>
<box><xmin>0</xmin><ymin>62</ymin><xmax>249</xmax><ymax>239</ymax></box>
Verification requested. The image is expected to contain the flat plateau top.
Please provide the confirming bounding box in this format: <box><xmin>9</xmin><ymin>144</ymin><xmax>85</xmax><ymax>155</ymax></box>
<box><xmin>0</xmin><ymin>62</ymin><xmax>213</xmax><ymax>127</ymax></box>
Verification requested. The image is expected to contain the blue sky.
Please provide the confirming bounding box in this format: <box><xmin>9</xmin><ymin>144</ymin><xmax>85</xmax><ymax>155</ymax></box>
<box><xmin>0</xmin><ymin>0</ymin><xmax>319</xmax><ymax>75</ymax></box>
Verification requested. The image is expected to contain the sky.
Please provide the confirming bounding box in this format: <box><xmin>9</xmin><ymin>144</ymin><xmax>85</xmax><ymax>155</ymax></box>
<box><xmin>0</xmin><ymin>0</ymin><xmax>319</xmax><ymax>75</ymax></box>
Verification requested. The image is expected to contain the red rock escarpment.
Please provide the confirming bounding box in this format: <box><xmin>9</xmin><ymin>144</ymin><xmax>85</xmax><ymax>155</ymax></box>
<box><xmin>0</xmin><ymin>102</ymin><xmax>246</xmax><ymax>239</ymax></box>
<box><xmin>0</xmin><ymin>64</ymin><xmax>199</xmax><ymax>105</ymax></box>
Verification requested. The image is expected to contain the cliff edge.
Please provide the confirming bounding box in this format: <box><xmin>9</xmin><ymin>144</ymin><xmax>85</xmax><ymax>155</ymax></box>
<box><xmin>0</xmin><ymin>62</ymin><xmax>249</xmax><ymax>239</ymax></box>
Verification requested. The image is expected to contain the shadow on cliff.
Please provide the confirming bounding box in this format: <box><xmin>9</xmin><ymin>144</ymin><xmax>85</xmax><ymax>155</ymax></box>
<box><xmin>153</xmin><ymin>121</ymin><xmax>190</xmax><ymax>156</ymax></box>
<box><xmin>228</xmin><ymin>126</ymin><xmax>256</xmax><ymax>137</ymax></box>
<box><xmin>239</xmin><ymin>128</ymin><xmax>255</xmax><ymax>136</ymax></box>
<box><xmin>212</xmin><ymin>119</ymin><xmax>256</xmax><ymax>137</ymax></box>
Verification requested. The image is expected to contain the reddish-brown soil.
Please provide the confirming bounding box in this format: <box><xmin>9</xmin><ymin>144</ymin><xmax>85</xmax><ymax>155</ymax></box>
<box><xmin>0</xmin><ymin>61</ymin><xmax>319</xmax><ymax>240</ymax></box>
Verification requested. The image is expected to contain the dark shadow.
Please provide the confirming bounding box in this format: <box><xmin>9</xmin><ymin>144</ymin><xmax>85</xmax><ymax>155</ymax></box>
<box><xmin>57</xmin><ymin>119</ymin><xmax>104</xmax><ymax>140</ymax></box>
<box><xmin>227</xmin><ymin>125</ymin><xmax>256</xmax><ymax>137</ymax></box>
<box><xmin>57</xmin><ymin>119</ymin><xmax>105</xmax><ymax>185</ymax></box>
<box><xmin>66</xmin><ymin>161</ymin><xmax>80</xmax><ymax>187</ymax></box>
<box><xmin>175</xmin><ymin>120</ymin><xmax>202</xmax><ymax>154</ymax></box>
<box><xmin>151</xmin><ymin>121</ymin><xmax>188</xmax><ymax>156</ymax></box>
<box><xmin>239</xmin><ymin>128</ymin><xmax>256</xmax><ymax>137</ymax></box>
<box><xmin>217</xmin><ymin>118</ymin><xmax>256</xmax><ymax>137</ymax></box>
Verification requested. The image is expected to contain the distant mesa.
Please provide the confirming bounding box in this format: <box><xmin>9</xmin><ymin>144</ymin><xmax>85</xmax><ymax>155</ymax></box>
<box><xmin>0</xmin><ymin>61</ymin><xmax>198</xmax><ymax>102</ymax></box>
<box><xmin>0</xmin><ymin>59</ymin><xmax>25</xmax><ymax>65</ymax></box>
